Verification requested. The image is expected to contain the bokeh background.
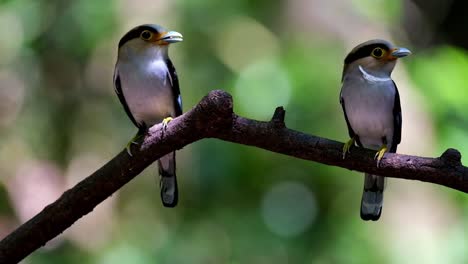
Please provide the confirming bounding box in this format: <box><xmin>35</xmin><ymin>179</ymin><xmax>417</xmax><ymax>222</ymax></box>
<box><xmin>1</xmin><ymin>0</ymin><xmax>468</xmax><ymax>263</ymax></box>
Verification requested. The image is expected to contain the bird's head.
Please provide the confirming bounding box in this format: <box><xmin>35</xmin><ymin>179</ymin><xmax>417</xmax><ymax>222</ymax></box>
<box><xmin>117</xmin><ymin>24</ymin><xmax>183</xmax><ymax>59</ymax></box>
<box><xmin>342</xmin><ymin>39</ymin><xmax>411</xmax><ymax>79</ymax></box>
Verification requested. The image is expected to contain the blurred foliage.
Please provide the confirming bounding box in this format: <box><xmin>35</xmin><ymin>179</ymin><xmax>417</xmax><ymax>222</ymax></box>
<box><xmin>0</xmin><ymin>0</ymin><xmax>468</xmax><ymax>263</ymax></box>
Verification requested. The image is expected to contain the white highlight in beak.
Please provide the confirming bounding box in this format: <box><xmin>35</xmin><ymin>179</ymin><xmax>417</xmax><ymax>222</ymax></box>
<box><xmin>160</xmin><ymin>31</ymin><xmax>183</xmax><ymax>43</ymax></box>
<box><xmin>391</xmin><ymin>47</ymin><xmax>411</xmax><ymax>58</ymax></box>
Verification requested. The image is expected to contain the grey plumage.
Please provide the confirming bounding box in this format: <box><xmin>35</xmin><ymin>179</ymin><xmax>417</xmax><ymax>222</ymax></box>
<box><xmin>158</xmin><ymin>152</ymin><xmax>178</xmax><ymax>206</ymax></box>
<box><xmin>340</xmin><ymin>39</ymin><xmax>408</xmax><ymax>221</ymax></box>
<box><xmin>114</xmin><ymin>24</ymin><xmax>183</xmax><ymax>207</ymax></box>
<box><xmin>361</xmin><ymin>173</ymin><xmax>385</xmax><ymax>219</ymax></box>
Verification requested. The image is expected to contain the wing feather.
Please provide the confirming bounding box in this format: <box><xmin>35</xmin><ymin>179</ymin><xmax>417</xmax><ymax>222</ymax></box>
<box><xmin>165</xmin><ymin>58</ymin><xmax>183</xmax><ymax>116</ymax></box>
<box><xmin>391</xmin><ymin>80</ymin><xmax>402</xmax><ymax>153</ymax></box>
<box><xmin>114</xmin><ymin>70</ymin><xmax>142</xmax><ymax>128</ymax></box>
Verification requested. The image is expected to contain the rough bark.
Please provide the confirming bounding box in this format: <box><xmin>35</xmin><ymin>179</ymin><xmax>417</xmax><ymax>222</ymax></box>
<box><xmin>0</xmin><ymin>90</ymin><xmax>466</xmax><ymax>263</ymax></box>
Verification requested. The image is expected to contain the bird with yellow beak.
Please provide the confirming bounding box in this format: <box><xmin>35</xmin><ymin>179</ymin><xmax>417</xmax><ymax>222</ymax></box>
<box><xmin>114</xmin><ymin>24</ymin><xmax>183</xmax><ymax>207</ymax></box>
<box><xmin>340</xmin><ymin>39</ymin><xmax>411</xmax><ymax>221</ymax></box>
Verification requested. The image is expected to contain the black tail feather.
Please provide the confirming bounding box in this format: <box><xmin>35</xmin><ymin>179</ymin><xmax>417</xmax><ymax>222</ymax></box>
<box><xmin>158</xmin><ymin>152</ymin><xmax>178</xmax><ymax>207</ymax></box>
<box><xmin>360</xmin><ymin>173</ymin><xmax>385</xmax><ymax>221</ymax></box>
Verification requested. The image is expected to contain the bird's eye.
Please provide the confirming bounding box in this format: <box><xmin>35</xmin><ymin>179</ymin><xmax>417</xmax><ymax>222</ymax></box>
<box><xmin>140</xmin><ymin>30</ymin><xmax>152</xmax><ymax>40</ymax></box>
<box><xmin>371</xmin><ymin>47</ymin><xmax>385</xmax><ymax>58</ymax></box>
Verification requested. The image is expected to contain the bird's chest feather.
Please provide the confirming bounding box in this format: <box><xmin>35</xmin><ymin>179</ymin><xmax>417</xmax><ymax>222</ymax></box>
<box><xmin>119</xmin><ymin>60</ymin><xmax>175</xmax><ymax>125</ymax></box>
<box><xmin>341</xmin><ymin>77</ymin><xmax>396</xmax><ymax>142</ymax></box>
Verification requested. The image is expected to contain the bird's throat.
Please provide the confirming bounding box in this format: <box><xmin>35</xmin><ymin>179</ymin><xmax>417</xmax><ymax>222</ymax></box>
<box><xmin>358</xmin><ymin>65</ymin><xmax>391</xmax><ymax>82</ymax></box>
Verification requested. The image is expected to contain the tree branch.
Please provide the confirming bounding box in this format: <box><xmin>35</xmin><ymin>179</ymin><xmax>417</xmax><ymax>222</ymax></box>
<box><xmin>0</xmin><ymin>90</ymin><xmax>466</xmax><ymax>263</ymax></box>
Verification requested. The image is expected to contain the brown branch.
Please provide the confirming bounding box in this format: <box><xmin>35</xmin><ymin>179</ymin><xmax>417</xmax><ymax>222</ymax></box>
<box><xmin>0</xmin><ymin>90</ymin><xmax>467</xmax><ymax>263</ymax></box>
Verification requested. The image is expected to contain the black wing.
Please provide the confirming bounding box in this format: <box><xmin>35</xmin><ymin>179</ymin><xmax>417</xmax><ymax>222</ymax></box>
<box><xmin>165</xmin><ymin>58</ymin><xmax>183</xmax><ymax>116</ymax></box>
<box><xmin>340</xmin><ymin>93</ymin><xmax>362</xmax><ymax>147</ymax></box>
<box><xmin>390</xmin><ymin>80</ymin><xmax>402</xmax><ymax>153</ymax></box>
<box><xmin>113</xmin><ymin>70</ymin><xmax>142</xmax><ymax>129</ymax></box>
<box><xmin>340</xmin><ymin>93</ymin><xmax>356</xmax><ymax>139</ymax></box>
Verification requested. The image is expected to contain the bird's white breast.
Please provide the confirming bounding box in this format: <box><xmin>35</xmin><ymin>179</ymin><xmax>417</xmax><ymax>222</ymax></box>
<box><xmin>341</xmin><ymin>70</ymin><xmax>396</xmax><ymax>149</ymax></box>
<box><xmin>117</xmin><ymin>57</ymin><xmax>175</xmax><ymax>126</ymax></box>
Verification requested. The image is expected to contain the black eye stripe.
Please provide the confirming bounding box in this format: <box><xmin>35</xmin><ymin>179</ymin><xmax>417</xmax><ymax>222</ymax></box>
<box><xmin>118</xmin><ymin>25</ymin><xmax>161</xmax><ymax>48</ymax></box>
<box><xmin>344</xmin><ymin>44</ymin><xmax>390</xmax><ymax>64</ymax></box>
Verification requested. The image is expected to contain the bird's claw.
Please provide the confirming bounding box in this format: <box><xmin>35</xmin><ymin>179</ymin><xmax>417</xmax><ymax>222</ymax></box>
<box><xmin>342</xmin><ymin>138</ymin><xmax>355</xmax><ymax>159</ymax></box>
<box><xmin>162</xmin><ymin>117</ymin><xmax>173</xmax><ymax>131</ymax></box>
<box><xmin>126</xmin><ymin>133</ymin><xmax>144</xmax><ymax>157</ymax></box>
<box><xmin>126</xmin><ymin>144</ymin><xmax>133</xmax><ymax>157</ymax></box>
<box><xmin>374</xmin><ymin>144</ymin><xmax>388</xmax><ymax>168</ymax></box>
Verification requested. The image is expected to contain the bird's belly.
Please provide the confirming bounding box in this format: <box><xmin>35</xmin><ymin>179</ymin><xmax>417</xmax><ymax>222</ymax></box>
<box><xmin>122</xmin><ymin>77</ymin><xmax>175</xmax><ymax>126</ymax></box>
<box><xmin>348</xmin><ymin>109</ymin><xmax>390</xmax><ymax>139</ymax></box>
<box><xmin>343</xmin><ymin>81</ymin><xmax>395</xmax><ymax>149</ymax></box>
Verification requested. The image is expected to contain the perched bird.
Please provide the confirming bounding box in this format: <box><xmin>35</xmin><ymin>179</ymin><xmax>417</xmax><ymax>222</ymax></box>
<box><xmin>340</xmin><ymin>39</ymin><xmax>411</xmax><ymax>221</ymax></box>
<box><xmin>113</xmin><ymin>24</ymin><xmax>183</xmax><ymax>207</ymax></box>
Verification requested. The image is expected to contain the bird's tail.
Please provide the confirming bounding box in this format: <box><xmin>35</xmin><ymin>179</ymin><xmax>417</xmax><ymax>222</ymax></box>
<box><xmin>360</xmin><ymin>173</ymin><xmax>385</xmax><ymax>221</ymax></box>
<box><xmin>158</xmin><ymin>151</ymin><xmax>178</xmax><ymax>207</ymax></box>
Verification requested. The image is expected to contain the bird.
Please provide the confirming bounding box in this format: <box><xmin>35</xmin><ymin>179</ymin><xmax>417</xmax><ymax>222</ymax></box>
<box><xmin>113</xmin><ymin>24</ymin><xmax>183</xmax><ymax>207</ymax></box>
<box><xmin>339</xmin><ymin>39</ymin><xmax>411</xmax><ymax>221</ymax></box>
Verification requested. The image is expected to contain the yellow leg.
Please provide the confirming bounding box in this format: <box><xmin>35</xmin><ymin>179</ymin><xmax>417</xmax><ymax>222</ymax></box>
<box><xmin>342</xmin><ymin>138</ymin><xmax>355</xmax><ymax>159</ymax></box>
<box><xmin>126</xmin><ymin>132</ymin><xmax>144</xmax><ymax>157</ymax></box>
<box><xmin>162</xmin><ymin>117</ymin><xmax>173</xmax><ymax>131</ymax></box>
<box><xmin>374</xmin><ymin>144</ymin><xmax>388</xmax><ymax>168</ymax></box>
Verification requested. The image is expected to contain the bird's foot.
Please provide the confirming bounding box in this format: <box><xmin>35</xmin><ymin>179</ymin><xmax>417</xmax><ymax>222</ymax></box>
<box><xmin>374</xmin><ymin>144</ymin><xmax>388</xmax><ymax>168</ymax></box>
<box><xmin>162</xmin><ymin>117</ymin><xmax>173</xmax><ymax>131</ymax></box>
<box><xmin>126</xmin><ymin>133</ymin><xmax>145</xmax><ymax>157</ymax></box>
<box><xmin>342</xmin><ymin>138</ymin><xmax>355</xmax><ymax>159</ymax></box>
